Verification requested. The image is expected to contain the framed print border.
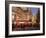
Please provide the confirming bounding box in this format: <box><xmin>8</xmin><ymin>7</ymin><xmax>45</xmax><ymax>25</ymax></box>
<box><xmin>5</xmin><ymin>1</ymin><xmax>45</xmax><ymax>37</ymax></box>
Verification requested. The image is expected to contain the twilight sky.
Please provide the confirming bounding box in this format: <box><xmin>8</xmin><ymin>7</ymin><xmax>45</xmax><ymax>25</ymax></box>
<box><xmin>31</xmin><ymin>8</ymin><xmax>39</xmax><ymax>16</ymax></box>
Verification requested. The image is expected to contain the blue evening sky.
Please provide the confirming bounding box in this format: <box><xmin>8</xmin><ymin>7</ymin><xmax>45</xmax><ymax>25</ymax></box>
<box><xmin>31</xmin><ymin>8</ymin><xmax>39</xmax><ymax>16</ymax></box>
